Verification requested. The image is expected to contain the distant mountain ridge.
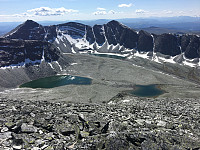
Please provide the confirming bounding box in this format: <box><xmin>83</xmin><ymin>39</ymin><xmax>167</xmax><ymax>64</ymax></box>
<box><xmin>1</xmin><ymin>19</ymin><xmax>200</xmax><ymax>68</ymax></box>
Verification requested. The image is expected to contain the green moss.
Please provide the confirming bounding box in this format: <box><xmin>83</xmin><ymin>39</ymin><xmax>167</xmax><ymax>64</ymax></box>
<box><xmin>46</xmin><ymin>137</ymin><xmax>53</xmax><ymax>140</ymax></box>
<box><xmin>80</xmin><ymin>131</ymin><xmax>90</xmax><ymax>138</ymax></box>
<box><xmin>5</xmin><ymin>122</ymin><xmax>15</xmax><ymax>128</ymax></box>
<box><xmin>44</xmin><ymin>146</ymin><xmax>54</xmax><ymax>150</ymax></box>
<box><xmin>23</xmin><ymin>144</ymin><xmax>30</xmax><ymax>149</ymax></box>
<box><xmin>29</xmin><ymin>140</ymin><xmax>35</xmax><ymax>144</ymax></box>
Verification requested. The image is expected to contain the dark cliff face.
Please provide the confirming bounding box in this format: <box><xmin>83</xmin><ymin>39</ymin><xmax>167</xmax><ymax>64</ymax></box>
<box><xmin>93</xmin><ymin>25</ymin><xmax>106</xmax><ymax>45</ymax></box>
<box><xmin>0</xmin><ymin>38</ymin><xmax>60</xmax><ymax>67</ymax></box>
<box><xmin>3</xmin><ymin>19</ymin><xmax>200</xmax><ymax>59</ymax></box>
<box><xmin>154</xmin><ymin>34</ymin><xmax>181</xmax><ymax>56</ymax></box>
<box><xmin>3</xmin><ymin>20</ymin><xmax>45</xmax><ymax>41</ymax></box>
<box><xmin>58</xmin><ymin>22</ymin><xmax>86</xmax><ymax>39</ymax></box>
<box><xmin>137</xmin><ymin>30</ymin><xmax>153</xmax><ymax>52</ymax></box>
<box><xmin>184</xmin><ymin>35</ymin><xmax>200</xmax><ymax>59</ymax></box>
<box><xmin>104</xmin><ymin>20</ymin><xmax>138</xmax><ymax>49</ymax></box>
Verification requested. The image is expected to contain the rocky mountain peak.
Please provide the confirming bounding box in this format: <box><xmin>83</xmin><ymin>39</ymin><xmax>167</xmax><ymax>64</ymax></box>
<box><xmin>106</xmin><ymin>20</ymin><xmax>121</xmax><ymax>26</ymax></box>
<box><xmin>2</xmin><ymin>19</ymin><xmax>200</xmax><ymax>62</ymax></box>
<box><xmin>22</xmin><ymin>20</ymin><xmax>40</xmax><ymax>28</ymax></box>
<box><xmin>3</xmin><ymin>20</ymin><xmax>45</xmax><ymax>40</ymax></box>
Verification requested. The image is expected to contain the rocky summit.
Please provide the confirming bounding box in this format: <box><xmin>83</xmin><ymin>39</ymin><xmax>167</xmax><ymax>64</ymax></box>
<box><xmin>0</xmin><ymin>95</ymin><xmax>200</xmax><ymax>150</ymax></box>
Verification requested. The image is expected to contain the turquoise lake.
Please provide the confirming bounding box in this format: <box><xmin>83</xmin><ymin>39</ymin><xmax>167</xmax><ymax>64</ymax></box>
<box><xmin>20</xmin><ymin>75</ymin><xmax>92</xmax><ymax>88</ymax></box>
<box><xmin>129</xmin><ymin>84</ymin><xmax>164</xmax><ymax>97</ymax></box>
<box><xmin>90</xmin><ymin>53</ymin><xmax>126</xmax><ymax>60</ymax></box>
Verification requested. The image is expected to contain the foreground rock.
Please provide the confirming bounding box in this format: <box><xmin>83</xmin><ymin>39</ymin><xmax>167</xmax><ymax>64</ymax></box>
<box><xmin>0</xmin><ymin>96</ymin><xmax>199</xmax><ymax>149</ymax></box>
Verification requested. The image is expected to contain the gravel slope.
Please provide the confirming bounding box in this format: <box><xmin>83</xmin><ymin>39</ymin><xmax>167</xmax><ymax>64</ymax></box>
<box><xmin>0</xmin><ymin>96</ymin><xmax>199</xmax><ymax>149</ymax></box>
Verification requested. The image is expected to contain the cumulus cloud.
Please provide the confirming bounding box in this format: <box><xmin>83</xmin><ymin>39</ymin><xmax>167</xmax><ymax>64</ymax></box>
<box><xmin>108</xmin><ymin>10</ymin><xmax>116</xmax><ymax>14</ymax></box>
<box><xmin>97</xmin><ymin>7</ymin><xmax>106</xmax><ymax>11</ymax></box>
<box><xmin>93</xmin><ymin>11</ymin><xmax>107</xmax><ymax>15</ymax></box>
<box><xmin>163</xmin><ymin>10</ymin><xmax>173</xmax><ymax>14</ymax></box>
<box><xmin>27</xmin><ymin>7</ymin><xmax>78</xmax><ymax>16</ymax></box>
<box><xmin>135</xmin><ymin>9</ymin><xmax>148</xmax><ymax>14</ymax></box>
<box><xmin>118</xmin><ymin>3</ymin><xmax>132</xmax><ymax>8</ymax></box>
<box><xmin>93</xmin><ymin>10</ymin><xmax>116</xmax><ymax>15</ymax></box>
<box><xmin>12</xmin><ymin>12</ymin><xmax>33</xmax><ymax>17</ymax></box>
<box><xmin>4</xmin><ymin>7</ymin><xmax>78</xmax><ymax>18</ymax></box>
<box><xmin>93</xmin><ymin>8</ymin><xmax>116</xmax><ymax>15</ymax></box>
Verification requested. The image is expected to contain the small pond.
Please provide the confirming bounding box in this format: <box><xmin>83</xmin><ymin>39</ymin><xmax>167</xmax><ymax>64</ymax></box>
<box><xmin>129</xmin><ymin>84</ymin><xmax>164</xmax><ymax>97</ymax></box>
<box><xmin>90</xmin><ymin>53</ymin><xmax>127</xmax><ymax>60</ymax></box>
<box><xmin>19</xmin><ymin>75</ymin><xmax>92</xmax><ymax>88</ymax></box>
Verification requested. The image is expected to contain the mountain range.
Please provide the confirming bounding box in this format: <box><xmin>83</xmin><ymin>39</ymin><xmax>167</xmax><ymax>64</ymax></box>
<box><xmin>0</xmin><ymin>19</ymin><xmax>200</xmax><ymax>68</ymax></box>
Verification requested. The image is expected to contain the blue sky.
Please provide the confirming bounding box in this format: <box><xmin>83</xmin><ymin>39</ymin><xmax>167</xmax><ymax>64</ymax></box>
<box><xmin>0</xmin><ymin>0</ymin><xmax>200</xmax><ymax>22</ymax></box>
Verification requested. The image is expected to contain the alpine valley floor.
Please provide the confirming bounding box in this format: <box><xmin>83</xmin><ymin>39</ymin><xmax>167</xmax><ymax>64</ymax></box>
<box><xmin>0</xmin><ymin>54</ymin><xmax>200</xmax><ymax>103</ymax></box>
<box><xmin>0</xmin><ymin>54</ymin><xmax>200</xmax><ymax>149</ymax></box>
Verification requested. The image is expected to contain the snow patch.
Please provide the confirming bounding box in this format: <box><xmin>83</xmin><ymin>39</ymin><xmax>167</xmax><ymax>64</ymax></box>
<box><xmin>134</xmin><ymin>51</ymin><xmax>149</xmax><ymax>59</ymax></box>
<box><xmin>41</xmin><ymin>49</ymin><xmax>45</xmax><ymax>62</ymax></box>
<box><xmin>55</xmin><ymin>38</ymin><xmax>59</xmax><ymax>44</ymax></box>
<box><xmin>48</xmin><ymin>63</ymin><xmax>55</xmax><ymax>70</ymax></box>
<box><xmin>71</xmin><ymin>63</ymin><xmax>78</xmax><ymax>66</ymax></box>
<box><xmin>93</xmin><ymin>51</ymin><xmax>128</xmax><ymax>57</ymax></box>
<box><xmin>182</xmin><ymin>54</ymin><xmax>198</xmax><ymax>67</ymax></box>
<box><xmin>182</xmin><ymin>60</ymin><xmax>197</xmax><ymax>68</ymax></box>
<box><xmin>71</xmin><ymin>47</ymin><xmax>76</xmax><ymax>53</ymax></box>
<box><xmin>55</xmin><ymin>61</ymin><xmax>63</xmax><ymax>71</ymax></box>
<box><xmin>69</xmin><ymin>76</ymin><xmax>75</xmax><ymax>80</ymax></box>
<box><xmin>122</xmin><ymin>99</ymin><xmax>131</xmax><ymax>103</ymax></box>
<box><xmin>158</xmin><ymin>56</ymin><xmax>176</xmax><ymax>64</ymax></box>
<box><xmin>0</xmin><ymin>58</ymin><xmax>42</xmax><ymax>70</ymax></box>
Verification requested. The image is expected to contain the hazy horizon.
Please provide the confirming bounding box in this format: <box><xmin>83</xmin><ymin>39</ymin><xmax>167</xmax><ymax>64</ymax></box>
<box><xmin>0</xmin><ymin>0</ymin><xmax>200</xmax><ymax>22</ymax></box>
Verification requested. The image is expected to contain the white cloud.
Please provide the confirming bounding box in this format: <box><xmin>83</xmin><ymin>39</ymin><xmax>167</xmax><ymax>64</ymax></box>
<box><xmin>97</xmin><ymin>7</ymin><xmax>106</xmax><ymax>11</ymax></box>
<box><xmin>108</xmin><ymin>10</ymin><xmax>116</xmax><ymax>14</ymax></box>
<box><xmin>93</xmin><ymin>11</ymin><xmax>107</xmax><ymax>15</ymax></box>
<box><xmin>135</xmin><ymin>9</ymin><xmax>148</xmax><ymax>14</ymax></box>
<box><xmin>93</xmin><ymin>10</ymin><xmax>116</xmax><ymax>15</ymax></box>
<box><xmin>118</xmin><ymin>3</ymin><xmax>132</xmax><ymax>8</ymax></box>
<box><xmin>163</xmin><ymin>10</ymin><xmax>173</xmax><ymax>14</ymax></box>
<box><xmin>27</xmin><ymin>7</ymin><xmax>78</xmax><ymax>16</ymax></box>
<box><xmin>1</xmin><ymin>7</ymin><xmax>79</xmax><ymax>19</ymax></box>
<box><xmin>12</xmin><ymin>12</ymin><xmax>33</xmax><ymax>17</ymax></box>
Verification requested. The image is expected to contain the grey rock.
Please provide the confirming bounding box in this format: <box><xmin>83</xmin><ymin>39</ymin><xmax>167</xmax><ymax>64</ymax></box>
<box><xmin>13</xmin><ymin>145</ymin><xmax>22</xmax><ymax>150</ymax></box>
<box><xmin>0</xmin><ymin>97</ymin><xmax>199</xmax><ymax>149</ymax></box>
<box><xmin>0</xmin><ymin>132</ymin><xmax>12</xmax><ymax>139</ymax></box>
<box><xmin>1</xmin><ymin>127</ymin><xmax>9</xmax><ymax>132</ymax></box>
<box><xmin>21</xmin><ymin>123</ymin><xmax>37</xmax><ymax>133</ymax></box>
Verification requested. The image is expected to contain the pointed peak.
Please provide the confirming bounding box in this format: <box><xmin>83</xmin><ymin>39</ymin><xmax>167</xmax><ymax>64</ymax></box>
<box><xmin>24</xmin><ymin>19</ymin><xmax>36</xmax><ymax>23</ymax></box>
<box><xmin>106</xmin><ymin>20</ymin><xmax>135</xmax><ymax>31</ymax></box>
<box><xmin>23</xmin><ymin>20</ymin><xmax>40</xmax><ymax>27</ymax></box>
<box><xmin>58</xmin><ymin>21</ymin><xmax>86</xmax><ymax>28</ymax></box>
<box><xmin>3</xmin><ymin>20</ymin><xmax>43</xmax><ymax>39</ymax></box>
<box><xmin>139</xmin><ymin>30</ymin><xmax>150</xmax><ymax>35</ymax></box>
<box><xmin>107</xmin><ymin>20</ymin><xmax>121</xmax><ymax>25</ymax></box>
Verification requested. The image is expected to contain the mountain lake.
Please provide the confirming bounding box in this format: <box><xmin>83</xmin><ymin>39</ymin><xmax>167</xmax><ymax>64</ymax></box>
<box><xmin>19</xmin><ymin>75</ymin><xmax>92</xmax><ymax>88</ymax></box>
<box><xmin>129</xmin><ymin>84</ymin><xmax>165</xmax><ymax>97</ymax></box>
<box><xmin>90</xmin><ymin>53</ymin><xmax>127</xmax><ymax>60</ymax></box>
